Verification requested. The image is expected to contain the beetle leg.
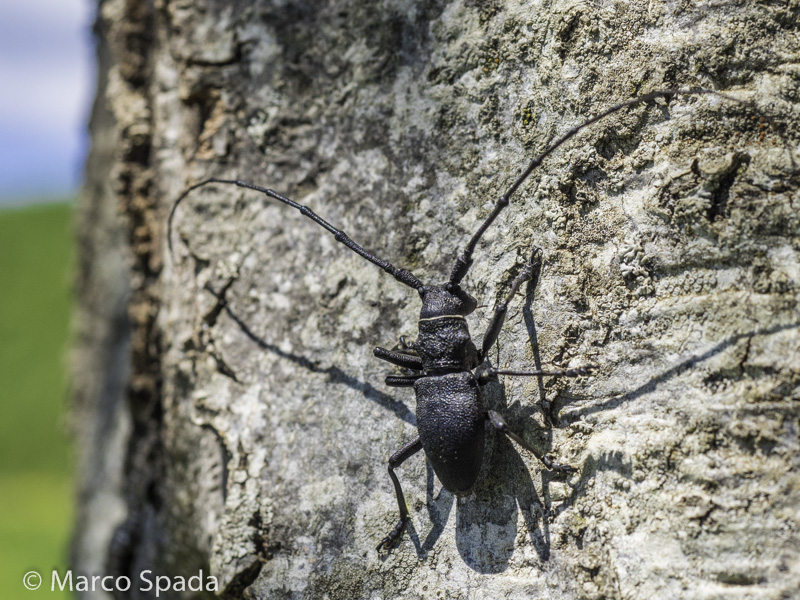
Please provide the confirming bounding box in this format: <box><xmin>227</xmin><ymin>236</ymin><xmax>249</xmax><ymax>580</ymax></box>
<box><xmin>399</xmin><ymin>335</ymin><xmax>419</xmax><ymax>354</ymax></box>
<box><xmin>479</xmin><ymin>247</ymin><xmax>543</xmax><ymax>361</ymax></box>
<box><xmin>373</xmin><ymin>346</ymin><xmax>424</xmax><ymax>370</ymax></box>
<box><xmin>376</xmin><ymin>437</ymin><xmax>424</xmax><ymax>552</ymax></box>
<box><xmin>487</xmin><ymin>410</ymin><xmax>576</xmax><ymax>474</ymax></box>
<box><xmin>385</xmin><ymin>374</ymin><xmax>424</xmax><ymax>387</ymax></box>
<box><xmin>477</xmin><ymin>364</ymin><xmax>594</xmax><ymax>385</ymax></box>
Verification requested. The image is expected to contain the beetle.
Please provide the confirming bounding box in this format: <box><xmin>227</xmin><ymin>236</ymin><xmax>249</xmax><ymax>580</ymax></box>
<box><xmin>168</xmin><ymin>88</ymin><xmax>749</xmax><ymax>552</ymax></box>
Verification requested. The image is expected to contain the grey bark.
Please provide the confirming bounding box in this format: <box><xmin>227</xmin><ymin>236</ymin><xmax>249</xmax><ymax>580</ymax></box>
<box><xmin>74</xmin><ymin>0</ymin><xmax>800</xmax><ymax>599</ymax></box>
<box><xmin>71</xmin><ymin>5</ymin><xmax>132</xmax><ymax>589</ymax></box>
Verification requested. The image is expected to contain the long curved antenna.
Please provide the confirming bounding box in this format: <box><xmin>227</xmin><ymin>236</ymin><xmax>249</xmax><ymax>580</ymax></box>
<box><xmin>447</xmin><ymin>88</ymin><xmax>753</xmax><ymax>287</ymax></box>
<box><xmin>168</xmin><ymin>178</ymin><xmax>425</xmax><ymax>292</ymax></box>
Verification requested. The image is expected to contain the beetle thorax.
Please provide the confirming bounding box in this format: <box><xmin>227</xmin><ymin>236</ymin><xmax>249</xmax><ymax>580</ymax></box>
<box><xmin>416</xmin><ymin>284</ymin><xmax>479</xmax><ymax>373</ymax></box>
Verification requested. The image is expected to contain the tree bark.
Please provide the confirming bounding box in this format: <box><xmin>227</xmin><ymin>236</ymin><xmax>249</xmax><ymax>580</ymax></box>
<box><xmin>74</xmin><ymin>0</ymin><xmax>800</xmax><ymax>598</ymax></box>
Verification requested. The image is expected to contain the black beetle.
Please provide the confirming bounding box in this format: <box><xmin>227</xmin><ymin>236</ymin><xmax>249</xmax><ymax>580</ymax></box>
<box><xmin>168</xmin><ymin>88</ymin><xmax>749</xmax><ymax>551</ymax></box>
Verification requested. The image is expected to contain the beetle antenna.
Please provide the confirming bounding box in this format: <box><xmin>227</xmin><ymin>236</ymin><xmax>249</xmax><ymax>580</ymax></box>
<box><xmin>447</xmin><ymin>87</ymin><xmax>754</xmax><ymax>287</ymax></box>
<box><xmin>168</xmin><ymin>178</ymin><xmax>426</xmax><ymax>292</ymax></box>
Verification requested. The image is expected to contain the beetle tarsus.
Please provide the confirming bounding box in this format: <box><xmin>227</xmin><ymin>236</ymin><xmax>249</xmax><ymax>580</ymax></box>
<box><xmin>376</xmin><ymin>517</ymin><xmax>408</xmax><ymax>553</ymax></box>
<box><xmin>540</xmin><ymin>456</ymin><xmax>578</xmax><ymax>474</ymax></box>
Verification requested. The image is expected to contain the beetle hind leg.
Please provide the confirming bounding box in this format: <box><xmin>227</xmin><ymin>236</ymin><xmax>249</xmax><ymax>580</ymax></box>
<box><xmin>487</xmin><ymin>410</ymin><xmax>576</xmax><ymax>474</ymax></box>
<box><xmin>376</xmin><ymin>437</ymin><xmax>423</xmax><ymax>552</ymax></box>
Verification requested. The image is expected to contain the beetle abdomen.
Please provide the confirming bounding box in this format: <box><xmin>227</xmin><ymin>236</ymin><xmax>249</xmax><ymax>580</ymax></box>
<box><xmin>415</xmin><ymin>371</ymin><xmax>485</xmax><ymax>495</ymax></box>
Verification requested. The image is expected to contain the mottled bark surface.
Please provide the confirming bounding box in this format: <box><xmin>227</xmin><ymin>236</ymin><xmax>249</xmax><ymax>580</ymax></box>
<box><xmin>71</xmin><ymin>5</ymin><xmax>132</xmax><ymax>588</ymax></box>
<box><xmin>74</xmin><ymin>0</ymin><xmax>800</xmax><ymax>598</ymax></box>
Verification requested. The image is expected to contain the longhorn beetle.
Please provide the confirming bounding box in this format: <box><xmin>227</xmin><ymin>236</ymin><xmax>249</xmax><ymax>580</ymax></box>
<box><xmin>168</xmin><ymin>88</ymin><xmax>751</xmax><ymax>552</ymax></box>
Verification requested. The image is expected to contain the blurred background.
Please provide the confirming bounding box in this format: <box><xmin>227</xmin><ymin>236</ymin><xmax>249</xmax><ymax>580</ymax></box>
<box><xmin>0</xmin><ymin>0</ymin><xmax>94</xmax><ymax>597</ymax></box>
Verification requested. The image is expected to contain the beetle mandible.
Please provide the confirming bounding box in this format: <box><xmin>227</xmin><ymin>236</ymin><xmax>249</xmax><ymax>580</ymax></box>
<box><xmin>168</xmin><ymin>88</ymin><xmax>749</xmax><ymax>551</ymax></box>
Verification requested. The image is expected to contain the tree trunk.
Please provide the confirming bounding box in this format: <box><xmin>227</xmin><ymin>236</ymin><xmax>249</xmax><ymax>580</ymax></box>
<box><xmin>74</xmin><ymin>0</ymin><xmax>800</xmax><ymax>598</ymax></box>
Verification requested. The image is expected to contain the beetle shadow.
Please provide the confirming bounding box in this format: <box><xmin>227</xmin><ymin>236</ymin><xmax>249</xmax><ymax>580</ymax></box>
<box><xmin>520</xmin><ymin>265</ymin><xmax>559</xmax><ymax>427</ymax></box>
<box><xmin>203</xmin><ymin>282</ymin><xmax>416</xmax><ymax>425</ymax></box>
<box><xmin>444</xmin><ymin>261</ymin><xmax>575</xmax><ymax>571</ymax></box>
<box><xmin>447</xmin><ymin>376</ymin><xmax>560</xmax><ymax>572</ymax></box>
<box><xmin>400</xmin><ymin>460</ymin><xmax>455</xmax><ymax>558</ymax></box>
<box><xmin>561</xmin><ymin>319</ymin><xmax>800</xmax><ymax>423</ymax></box>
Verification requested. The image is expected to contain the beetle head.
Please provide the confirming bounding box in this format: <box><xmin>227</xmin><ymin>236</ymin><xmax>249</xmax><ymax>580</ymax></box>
<box><xmin>418</xmin><ymin>284</ymin><xmax>478</xmax><ymax>319</ymax></box>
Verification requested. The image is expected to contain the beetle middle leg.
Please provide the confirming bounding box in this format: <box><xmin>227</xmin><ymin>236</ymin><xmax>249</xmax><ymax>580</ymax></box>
<box><xmin>487</xmin><ymin>411</ymin><xmax>576</xmax><ymax>474</ymax></box>
<box><xmin>377</xmin><ymin>437</ymin><xmax>424</xmax><ymax>552</ymax></box>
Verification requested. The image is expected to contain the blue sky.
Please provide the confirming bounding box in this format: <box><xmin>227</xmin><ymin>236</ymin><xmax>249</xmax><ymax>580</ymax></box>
<box><xmin>0</xmin><ymin>1</ymin><xmax>94</xmax><ymax>206</ymax></box>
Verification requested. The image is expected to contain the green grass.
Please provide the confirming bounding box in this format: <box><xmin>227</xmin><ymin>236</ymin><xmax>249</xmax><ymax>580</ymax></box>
<box><xmin>0</xmin><ymin>201</ymin><xmax>74</xmax><ymax>598</ymax></box>
<box><xmin>0</xmin><ymin>202</ymin><xmax>73</xmax><ymax>473</ymax></box>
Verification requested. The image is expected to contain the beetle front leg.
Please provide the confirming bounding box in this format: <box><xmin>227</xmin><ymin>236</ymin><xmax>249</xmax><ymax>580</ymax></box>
<box><xmin>376</xmin><ymin>437</ymin><xmax>423</xmax><ymax>552</ymax></box>
<box><xmin>487</xmin><ymin>410</ymin><xmax>576</xmax><ymax>474</ymax></box>
<box><xmin>398</xmin><ymin>335</ymin><xmax>418</xmax><ymax>353</ymax></box>
<box><xmin>374</xmin><ymin>346</ymin><xmax>424</xmax><ymax>370</ymax></box>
